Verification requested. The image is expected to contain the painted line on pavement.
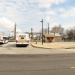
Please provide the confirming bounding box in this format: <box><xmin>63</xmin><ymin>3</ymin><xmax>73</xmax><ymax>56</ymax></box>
<box><xmin>71</xmin><ymin>67</ymin><xmax>75</xmax><ymax>68</ymax></box>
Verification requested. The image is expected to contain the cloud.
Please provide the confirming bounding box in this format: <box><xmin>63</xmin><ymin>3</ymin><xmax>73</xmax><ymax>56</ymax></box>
<box><xmin>0</xmin><ymin>17</ymin><xmax>14</xmax><ymax>31</ymax></box>
<box><xmin>38</xmin><ymin>0</ymin><xmax>66</xmax><ymax>9</ymax></box>
<box><xmin>33</xmin><ymin>25</ymin><xmax>41</xmax><ymax>32</ymax></box>
<box><xmin>50</xmin><ymin>22</ymin><xmax>75</xmax><ymax>31</ymax></box>
<box><xmin>0</xmin><ymin>17</ymin><xmax>22</xmax><ymax>32</ymax></box>
<box><xmin>0</xmin><ymin>0</ymin><xmax>66</xmax><ymax>33</ymax></box>
<box><xmin>50</xmin><ymin>22</ymin><xmax>59</xmax><ymax>28</ymax></box>
<box><xmin>58</xmin><ymin>8</ymin><xmax>65</xmax><ymax>12</ymax></box>
<box><xmin>16</xmin><ymin>28</ymin><xmax>22</xmax><ymax>32</ymax></box>
<box><xmin>62</xmin><ymin>24</ymin><xmax>75</xmax><ymax>30</ymax></box>
<box><xmin>46</xmin><ymin>16</ymin><xmax>55</xmax><ymax>22</ymax></box>
<box><xmin>38</xmin><ymin>3</ymin><xmax>51</xmax><ymax>9</ymax></box>
<box><xmin>46</xmin><ymin>11</ymin><xmax>56</xmax><ymax>15</ymax></box>
<box><xmin>60</xmin><ymin>7</ymin><xmax>75</xmax><ymax>18</ymax></box>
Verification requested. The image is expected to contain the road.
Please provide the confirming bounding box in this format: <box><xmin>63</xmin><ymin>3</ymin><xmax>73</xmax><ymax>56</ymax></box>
<box><xmin>0</xmin><ymin>43</ymin><xmax>74</xmax><ymax>54</ymax></box>
<box><xmin>0</xmin><ymin>54</ymin><xmax>75</xmax><ymax>75</ymax></box>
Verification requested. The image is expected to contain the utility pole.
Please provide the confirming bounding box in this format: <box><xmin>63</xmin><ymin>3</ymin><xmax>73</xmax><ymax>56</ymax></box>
<box><xmin>31</xmin><ymin>28</ymin><xmax>33</xmax><ymax>42</ymax></box>
<box><xmin>9</xmin><ymin>33</ymin><xmax>10</xmax><ymax>38</ymax></box>
<box><xmin>15</xmin><ymin>23</ymin><xmax>16</xmax><ymax>40</ymax></box>
<box><xmin>48</xmin><ymin>23</ymin><xmax>49</xmax><ymax>34</ymax></box>
<box><xmin>41</xmin><ymin>19</ymin><xmax>43</xmax><ymax>45</ymax></box>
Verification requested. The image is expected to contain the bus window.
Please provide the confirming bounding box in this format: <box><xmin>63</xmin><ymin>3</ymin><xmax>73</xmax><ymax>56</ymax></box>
<box><xmin>21</xmin><ymin>37</ymin><xmax>24</xmax><ymax>39</ymax></box>
<box><xmin>19</xmin><ymin>35</ymin><xmax>26</xmax><ymax>39</ymax></box>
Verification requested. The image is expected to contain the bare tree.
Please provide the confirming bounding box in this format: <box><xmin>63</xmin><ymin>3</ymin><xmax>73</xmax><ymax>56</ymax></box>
<box><xmin>66</xmin><ymin>27</ymin><xmax>75</xmax><ymax>40</ymax></box>
<box><xmin>72</xmin><ymin>26</ymin><xmax>75</xmax><ymax>36</ymax></box>
<box><xmin>43</xmin><ymin>28</ymin><xmax>48</xmax><ymax>34</ymax></box>
<box><xmin>50</xmin><ymin>25</ymin><xmax>64</xmax><ymax>35</ymax></box>
<box><xmin>39</xmin><ymin>28</ymin><xmax>48</xmax><ymax>34</ymax></box>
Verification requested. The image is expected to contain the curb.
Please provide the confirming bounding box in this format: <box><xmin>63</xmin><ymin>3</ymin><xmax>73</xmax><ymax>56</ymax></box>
<box><xmin>30</xmin><ymin>43</ymin><xmax>75</xmax><ymax>49</ymax></box>
<box><xmin>30</xmin><ymin>43</ymin><xmax>52</xmax><ymax>49</ymax></box>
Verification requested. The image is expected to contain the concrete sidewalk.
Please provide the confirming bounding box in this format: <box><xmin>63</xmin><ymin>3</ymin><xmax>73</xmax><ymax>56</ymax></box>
<box><xmin>30</xmin><ymin>42</ymin><xmax>75</xmax><ymax>49</ymax></box>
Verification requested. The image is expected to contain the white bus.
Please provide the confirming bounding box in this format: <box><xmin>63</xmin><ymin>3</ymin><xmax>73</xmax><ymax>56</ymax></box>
<box><xmin>16</xmin><ymin>34</ymin><xmax>30</xmax><ymax>46</ymax></box>
<box><xmin>0</xmin><ymin>35</ymin><xmax>9</xmax><ymax>44</ymax></box>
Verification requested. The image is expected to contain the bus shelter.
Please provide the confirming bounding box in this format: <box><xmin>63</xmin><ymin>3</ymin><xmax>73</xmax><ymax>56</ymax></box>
<box><xmin>43</xmin><ymin>34</ymin><xmax>55</xmax><ymax>43</ymax></box>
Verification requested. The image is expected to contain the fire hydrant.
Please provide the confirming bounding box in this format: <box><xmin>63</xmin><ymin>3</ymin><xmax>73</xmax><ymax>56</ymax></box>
<box><xmin>36</xmin><ymin>39</ymin><xmax>37</xmax><ymax>44</ymax></box>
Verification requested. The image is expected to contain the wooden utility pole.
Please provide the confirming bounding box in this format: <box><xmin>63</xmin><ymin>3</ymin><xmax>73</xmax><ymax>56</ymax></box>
<box><xmin>48</xmin><ymin>23</ymin><xmax>49</xmax><ymax>34</ymax></box>
<box><xmin>15</xmin><ymin>23</ymin><xmax>16</xmax><ymax>40</ymax></box>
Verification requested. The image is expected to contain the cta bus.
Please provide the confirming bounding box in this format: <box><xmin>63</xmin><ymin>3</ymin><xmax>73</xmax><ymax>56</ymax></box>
<box><xmin>0</xmin><ymin>35</ymin><xmax>9</xmax><ymax>44</ymax></box>
<box><xmin>16</xmin><ymin>34</ymin><xmax>30</xmax><ymax>46</ymax></box>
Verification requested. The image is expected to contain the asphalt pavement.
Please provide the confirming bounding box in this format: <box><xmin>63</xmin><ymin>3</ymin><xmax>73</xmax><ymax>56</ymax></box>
<box><xmin>0</xmin><ymin>54</ymin><xmax>75</xmax><ymax>75</ymax></box>
<box><xmin>0</xmin><ymin>43</ymin><xmax>75</xmax><ymax>75</ymax></box>
<box><xmin>0</xmin><ymin>43</ymin><xmax>74</xmax><ymax>54</ymax></box>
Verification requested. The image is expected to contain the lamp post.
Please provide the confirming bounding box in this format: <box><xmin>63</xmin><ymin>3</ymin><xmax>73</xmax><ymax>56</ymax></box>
<box><xmin>40</xmin><ymin>19</ymin><xmax>43</xmax><ymax>45</ymax></box>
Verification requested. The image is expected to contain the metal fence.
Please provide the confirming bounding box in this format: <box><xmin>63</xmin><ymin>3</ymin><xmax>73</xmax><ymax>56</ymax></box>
<box><xmin>62</xmin><ymin>39</ymin><xmax>75</xmax><ymax>42</ymax></box>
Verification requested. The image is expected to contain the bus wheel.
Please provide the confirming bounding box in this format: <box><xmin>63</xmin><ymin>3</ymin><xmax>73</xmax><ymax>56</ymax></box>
<box><xmin>16</xmin><ymin>44</ymin><xmax>18</xmax><ymax>47</ymax></box>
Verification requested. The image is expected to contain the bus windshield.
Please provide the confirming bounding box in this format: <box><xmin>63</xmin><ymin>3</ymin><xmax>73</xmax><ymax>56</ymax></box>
<box><xmin>3</xmin><ymin>37</ymin><xmax>9</xmax><ymax>40</ymax></box>
<box><xmin>19</xmin><ymin>35</ymin><xmax>26</xmax><ymax>39</ymax></box>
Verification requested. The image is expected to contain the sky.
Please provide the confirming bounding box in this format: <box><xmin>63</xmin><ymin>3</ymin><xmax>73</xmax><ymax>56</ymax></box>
<box><xmin>0</xmin><ymin>0</ymin><xmax>75</xmax><ymax>36</ymax></box>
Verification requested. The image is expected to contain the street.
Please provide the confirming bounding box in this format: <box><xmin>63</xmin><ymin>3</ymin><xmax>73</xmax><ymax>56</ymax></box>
<box><xmin>0</xmin><ymin>43</ymin><xmax>74</xmax><ymax>54</ymax></box>
<box><xmin>0</xmin><ymin>43</ymin><xmax>75</xmax><ymax>75</ymax></box>
<box><xmin>0</xmin><ymin>54</ymin><xmax>75</xmax><ymax>75</ymax></box>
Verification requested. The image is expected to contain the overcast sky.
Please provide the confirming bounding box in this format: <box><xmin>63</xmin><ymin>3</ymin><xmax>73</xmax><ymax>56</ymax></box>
<box><xmin>0</xmin><ymin>0</ymin><xmax>75</xmax><ymax>34</ymax></box>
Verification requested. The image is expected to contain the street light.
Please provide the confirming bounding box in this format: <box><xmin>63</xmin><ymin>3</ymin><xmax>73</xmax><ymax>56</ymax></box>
<box><xmin>40</xmin><ymin>19</ymin><xmax>43</xmax><ymax>45</ymax></box>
